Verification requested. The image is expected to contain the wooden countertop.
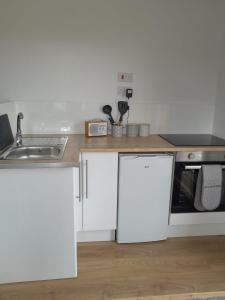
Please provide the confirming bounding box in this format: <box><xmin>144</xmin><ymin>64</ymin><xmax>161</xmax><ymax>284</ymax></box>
<box><xmin>1</xmin><ymin>134</ymin><xmax>225</xmax><ymax>168</ymax></box>
<box><xmin>80</xmin><ymin>134</ymin><xmax>175</xmax><ymax>152</ymax></box>
<box><xmin>80</xmin><ymin>134</ymin><xmax>225</xmax><ymax>153</ymax></box>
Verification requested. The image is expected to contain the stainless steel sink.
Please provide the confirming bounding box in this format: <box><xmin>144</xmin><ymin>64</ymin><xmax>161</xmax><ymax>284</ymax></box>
<box><xmin>2</xmin><ymin>146</ymin><xmax>62</xmax><ymax>160</ymax></box>
<box><xmin>0</xmin><ymin>137</ymin><xmax>68</xmax><ymax>160</ymax></box>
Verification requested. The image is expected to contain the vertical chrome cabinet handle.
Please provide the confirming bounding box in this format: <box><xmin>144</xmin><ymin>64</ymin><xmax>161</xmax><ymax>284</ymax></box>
<box><xmin>74</xmin><ymin>167</ymin><xmax>81</xmax><ymax>202</ymax></box>
<box><xmin>85</xmin><ymin>160</ymin><xmax>88</xmax><ymax>199</ymax></box>
<box><xmin>80</xmin><ymin>159</ymin><xmax>84</xmax><ymax>200</ymax></box>
<box><xmin>77</xmin><ymin>166</ymin><xmax>82</xmax><ymax>202</ymax></box>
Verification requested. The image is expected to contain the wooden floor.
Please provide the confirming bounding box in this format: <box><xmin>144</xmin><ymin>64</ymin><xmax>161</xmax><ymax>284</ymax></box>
<box><xmin>1</xmin><ymin>236</ymin><xmax>225</xmax><ymax>300</ymax></box>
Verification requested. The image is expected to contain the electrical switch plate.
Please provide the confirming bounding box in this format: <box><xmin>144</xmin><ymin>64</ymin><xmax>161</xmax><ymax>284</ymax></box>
<box><xmin>117</xmin><ymin>72</ymin><xmax>133</xmax><ymax>83</ymax></box>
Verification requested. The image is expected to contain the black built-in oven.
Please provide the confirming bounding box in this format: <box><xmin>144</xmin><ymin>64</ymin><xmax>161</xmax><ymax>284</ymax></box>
<box><xmin>172</xmin><ymin>151</ymin><xmax>225</xmax><ymax>213</ymax></box>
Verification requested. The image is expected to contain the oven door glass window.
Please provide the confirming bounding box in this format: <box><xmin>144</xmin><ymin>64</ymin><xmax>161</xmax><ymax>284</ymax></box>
<box><xmin>172</xmin><ymin>163</ymin><xmax>225</xmax><ymax>213</ymax></box>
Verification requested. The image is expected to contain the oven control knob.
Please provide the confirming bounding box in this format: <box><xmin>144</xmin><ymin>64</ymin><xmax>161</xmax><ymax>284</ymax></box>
<box><xmin>188</xmin><ymin>153</ymin><xmax>195</xmax><ymax>160</ymax></box>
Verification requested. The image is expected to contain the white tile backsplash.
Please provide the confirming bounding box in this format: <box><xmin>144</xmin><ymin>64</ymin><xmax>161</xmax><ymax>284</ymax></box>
<box><xmin>1</xmin><ymin>100</ymin><xmax>212</xmax><ymax>135</ymax></box>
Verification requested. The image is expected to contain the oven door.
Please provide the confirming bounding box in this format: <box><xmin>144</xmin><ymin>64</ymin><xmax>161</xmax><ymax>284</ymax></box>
<box><xmin>172</xmin><ymin>162</ymin><xmax>225</xmax><ymax>213</ymax></box>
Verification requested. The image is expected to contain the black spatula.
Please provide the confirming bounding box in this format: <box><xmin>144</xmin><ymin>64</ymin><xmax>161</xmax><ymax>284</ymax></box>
<box><xmin>102</xmin><ymin>105</ymin><xmax>115</xmax><ymax>125</ymax></box>
<box><xmin>118</xmin><ymin>101</ymin><xmax>129</xmax><ymax>124</ymax></box>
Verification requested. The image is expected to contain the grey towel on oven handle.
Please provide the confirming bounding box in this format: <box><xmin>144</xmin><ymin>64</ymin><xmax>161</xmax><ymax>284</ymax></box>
<box><xmin>194</xmin><ymin>167</ymin><xmax>205</xmax><ymax>211</ymax></box>
<box><xmin>194</xmin><ymin>164</ymin><xmax>222</xmax><ymax>211</ymax></box>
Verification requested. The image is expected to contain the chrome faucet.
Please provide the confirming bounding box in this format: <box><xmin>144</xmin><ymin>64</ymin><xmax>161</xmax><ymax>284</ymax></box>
<box><xmin>16</xmin><ymin>112</ymin><xmax>24</xmax><ymax>146</ymax></box>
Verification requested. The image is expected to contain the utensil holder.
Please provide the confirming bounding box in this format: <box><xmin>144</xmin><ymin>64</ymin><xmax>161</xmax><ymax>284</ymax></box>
<box><xmin>112</xmin><ymin>125</ymin><xmax>123</xmax><ymax>137</ymax></box>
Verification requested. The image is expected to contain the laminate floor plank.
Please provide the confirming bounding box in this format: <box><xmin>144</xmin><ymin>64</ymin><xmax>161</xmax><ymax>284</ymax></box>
<box><xmin>1</xmin><ymin>236</ymin><xmax>225</xmax><ymax>300</ymax></box>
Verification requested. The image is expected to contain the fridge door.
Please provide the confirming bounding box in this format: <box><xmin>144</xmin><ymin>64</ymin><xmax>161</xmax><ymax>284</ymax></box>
<box><xmin>117</xmin><ymin>154</ymin><xmax>173</xmax><ymax>243</ymax></box>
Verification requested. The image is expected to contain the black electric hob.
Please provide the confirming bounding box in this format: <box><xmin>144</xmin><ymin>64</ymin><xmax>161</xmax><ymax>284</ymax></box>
<box><xmin>159</xmin><ymin>134</ymin><xmax>225</xmax><ymax>146</ymax></box>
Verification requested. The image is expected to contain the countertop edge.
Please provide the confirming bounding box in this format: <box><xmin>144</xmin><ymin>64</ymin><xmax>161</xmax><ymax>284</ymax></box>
<box><xmin>79</xmin><ymin>147</ymin><xmax>175</xmax><ymax>152</ymax></box>
<box><xmin>0</xmin><ymin>162</ymin><xmax>80</xmax><ymax>169</ymax></box>
<box><xmin>79</xmin><ymin>147</ymin><xmax>225</xmax><ymax>153</ymax></box>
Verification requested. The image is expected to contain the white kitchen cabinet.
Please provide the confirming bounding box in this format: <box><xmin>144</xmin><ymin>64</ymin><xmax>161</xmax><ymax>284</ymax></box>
<box><xmin>0</xmin><ymin>167</ymin><xmax>77</xmax><ymax>284</ymax></box>
<box><xmin>80</xmin><ymin>152</ymin><xmax>118</xmax><ymax>231</ymax></box>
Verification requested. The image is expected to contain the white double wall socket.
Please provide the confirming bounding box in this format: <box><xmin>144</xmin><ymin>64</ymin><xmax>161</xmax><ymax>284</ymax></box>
<box><xmin>117</xmin><ymin>86</ymin><xmax>131</xmax><ymax>98</ymax></box>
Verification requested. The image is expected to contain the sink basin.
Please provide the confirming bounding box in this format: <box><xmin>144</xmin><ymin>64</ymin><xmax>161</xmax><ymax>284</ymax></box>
<box><xmin>0</xmin><ymin>137</ymin><xmax>68</xmax><ymax>160</ymax></box>
<box><xmin>3</xmin><ymin>146</ymin><xmax>61</xmax><ymax>160</ymax></box>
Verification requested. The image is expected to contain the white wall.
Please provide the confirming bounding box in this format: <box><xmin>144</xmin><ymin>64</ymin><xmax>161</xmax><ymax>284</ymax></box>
<box><xmin>1</xmin><ymin>0</ymin><xmax>225</xmax><ymax>134</ymax></box>
<box><xmin>213</xmin><ymin>37</ymin><xmax>225</xmax><ymax>138</ymax></box>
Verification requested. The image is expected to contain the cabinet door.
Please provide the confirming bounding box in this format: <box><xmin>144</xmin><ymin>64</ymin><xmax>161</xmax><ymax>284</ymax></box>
<box><xmin>0</xmin><ymin>168</ymin><xmax>76</xmax><ymax>284</ymax></box>
<box><xmin>81</xmin><ymin>152</ymin><xmax>118</xmax><ymax>231</ymax></box>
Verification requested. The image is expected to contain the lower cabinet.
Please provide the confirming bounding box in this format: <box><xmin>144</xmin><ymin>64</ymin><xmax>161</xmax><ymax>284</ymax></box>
<box><xmin>80</xmin><ymin>152</ymin><xmax>118</xmax><ymax>231</ymax></box>
<box><xmin>0</xmin><ymin>167</ymin><xmax>77</xmax><ymax>284</ymax></box>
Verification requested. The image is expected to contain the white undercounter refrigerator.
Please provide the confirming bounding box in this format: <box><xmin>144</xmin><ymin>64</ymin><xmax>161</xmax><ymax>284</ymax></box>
<box><xmin>117</xmin><ymin>153</ymin><xmax>174</xmax><ymax>243</ymax></box>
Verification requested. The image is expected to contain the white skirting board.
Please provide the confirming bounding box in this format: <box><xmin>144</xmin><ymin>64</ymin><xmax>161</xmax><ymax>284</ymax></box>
<box><xmin>168</xmin><ymin>224</ymin><xmax>225</xmax><ymax>237</ymax></box>
<box><xmin>77</xmin><ymin>226</ymin><xmax>225</xmax><ymax>241</ymax></box>
<box><xmin>77</xmin><ymin>224</ymin><xmax>225</xmax><ymax>242</ymax></box>
<box><xmin>77</xmin><ymin>230</ymin><xmax>115</xmax><ymax>242</ymax></box>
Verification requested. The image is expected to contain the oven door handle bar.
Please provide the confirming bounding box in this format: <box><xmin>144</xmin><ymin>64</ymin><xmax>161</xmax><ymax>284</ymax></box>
<box><xmin>185</xmin><ymin>165</ymin><xmax>225</xmax><ymax>170</ymax></box>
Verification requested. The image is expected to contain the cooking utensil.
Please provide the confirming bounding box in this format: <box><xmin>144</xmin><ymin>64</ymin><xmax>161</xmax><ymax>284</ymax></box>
<box><xmin>102</xmin><ymin>105</ymin><xmax>115</xmax><ymax>125</ymax></box>
<box><xmin>118</xmin><ymin>101</ymin><xmax>129</xmax><ymax>124</ymax></box>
